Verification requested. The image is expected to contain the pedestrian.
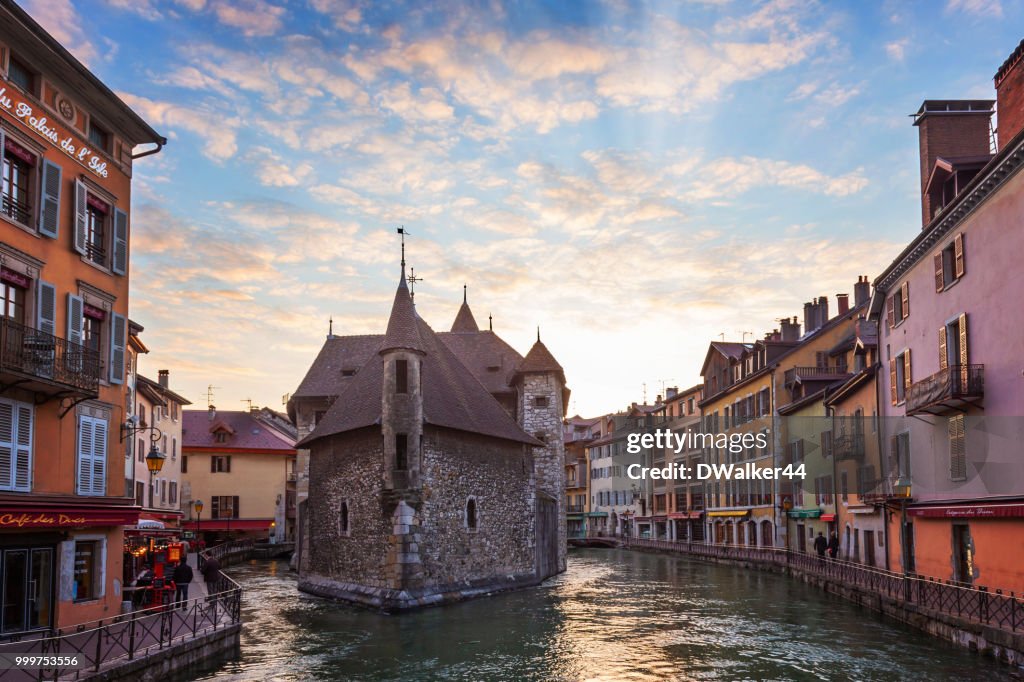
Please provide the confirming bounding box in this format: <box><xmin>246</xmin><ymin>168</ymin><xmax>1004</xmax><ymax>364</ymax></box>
<box><xmin>813</xmin><ymin>531</ymin><xmax>828</xmax><ymax>564</ymax></box>
<box><xmin>828</xmin><ymin>532</ymin><xmax>840</xmax><ymax>560</ymax></box>
<box><xmin>202</xmin><ymin>555</ymin><xmax>222</xmax><ymax>595</ymax></box>
<box><xmin>172</xmin><ymin>559</ymin><xmax>194</xmax><ymax>608</ymax></box>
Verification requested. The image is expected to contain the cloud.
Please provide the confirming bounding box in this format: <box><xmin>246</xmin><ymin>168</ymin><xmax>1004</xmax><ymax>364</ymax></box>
<box><xmin>244</xmin><ymin>146</ymin><xmax>314</xmax><ymax>187</ymax></box>
<box><xmin>117</xmin><ymin>92</ymin><xmax>241</xmax><ymax>160</ymax></box>
<box><xmin>946</xmin><ymin>0</ymin><xmax>1003</xmax><ymax>17</ymax></box>
<box><xmin>885</xmin><ymin>38</ymin><xmax>909</xmax><ymax>61</ymax></box>
<box><xmin>21</xmin><ymin>0</ymin><xmax>97</xmax><ymax>64</ymax></box>
<box><xmin>212</xmin><ymin>0</ymin><xmax>286</xmax><ymax>37</ymax></box>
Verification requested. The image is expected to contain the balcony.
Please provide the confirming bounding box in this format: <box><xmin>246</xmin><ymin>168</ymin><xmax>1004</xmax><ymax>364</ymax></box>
<box><xmin>0</xmin><ymin>318</ymin><xmax>100</xmax><ymax>398</ymax></box>
<box><xmin>566</xmin><ymin>504</ymin><xmax>585</xmax><ymax>513</ymax></box>
<box><xmin>859</xmin><ymin>478</ymin><xmax>911</xmax><ymax>504</ymax></box>
<box><xmin>906</xmin><ymin>365</ymin><xmax>984</xmax><ymax>416</ymax></box>
<box><xmin>784</xmin><ymin>365</ymin><xmax>851</xmax><ymax>388</ymax></box>
<box><xmin>833</xmin><ymin>433</ymin><xmax>865</xmax><ymax>461</ymax></box>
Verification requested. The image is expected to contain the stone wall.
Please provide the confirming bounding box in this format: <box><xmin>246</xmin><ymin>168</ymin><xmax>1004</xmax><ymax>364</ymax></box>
<box><xmin>518</xmin><ymin>373</ymin><xmax>568</xmax><ymax>574</ymax></box>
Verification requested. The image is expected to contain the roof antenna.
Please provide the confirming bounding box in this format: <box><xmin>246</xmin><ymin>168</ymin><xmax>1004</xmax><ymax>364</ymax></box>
<box><xmin>205</xmin><ymin>384</ymin><xmax>220</xmax><ymax>410</ymax></box>
<box><xmin>241</xmin><ymin>398</ymin><xmax>254</xmax><ymax>411</ymax></box>
<box><xmin>489</xmin><ymin>313</ymin><xmax>493</xmax><ymax>331</ymax></box>
<box><xmin>408</xmin><ymin>267</ymin><xmax>423</xmax><ymax>302</ymax></box>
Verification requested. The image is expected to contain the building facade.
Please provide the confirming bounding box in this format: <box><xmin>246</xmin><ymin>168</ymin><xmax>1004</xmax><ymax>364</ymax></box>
<box><xmin>0</xmin><ymin>1</ymin><xmax>163</xmax><ymax>635</ymax></box>
<box><xmin>563</xmin><ymin>415</ymin><xmax>598</xmax><ymax>538</ymax></box>
<box><xmin>131</xmin><ymin>371</ymin><xmax>189</xmax><ymax>528</ymax></box>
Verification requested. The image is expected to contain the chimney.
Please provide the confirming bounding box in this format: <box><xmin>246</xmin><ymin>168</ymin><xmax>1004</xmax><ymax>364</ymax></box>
<box><xmin>666</xmin><ymin>387</ymin><xmax>678</xmax><ymax>399</ymax></box>
<box><xmin>819</xmin><ymin>295</ymin><xmax>829</xmax><ymax>324</ymax></box>
<box><xmin>780</xmin><ymin>317</ymin><xmax>801</xmax><ymax>342</ymax></box>
<box><xmin>854</xmin><ymin>275</ymin><xmax>871</xmax><ymax>307</ymax></box>
<box><xmin>656</xmin><ymin>394</ymin><xmax>663</xmax><ymax>404</ymax></box>
<box><xmin>837</xmin><ymin>293</ymin><xmax>850</xmax><ymax>316</ymax></box>
<box><xmin>208</xmin><ymin>405</ymin><xmax>216</xmax><ymax>421</ymax></box>
<box><xmin>995</xmin><ymin>40</ymin><xmax>1024</xmax><ymax>151</ymax></box>
<box><xmin>803</xmin><ymin>301</ymin><xmax>814</xmax><ymax>334</ymax></box>
<box><xmin>158</xmin><ymin>369</ymin><xmax>169</xmax><ymax>388</ymax></box>
<box><xmin>913</xmin><ymin>100</ymin><xmax>994</xmax><ymax>227</ymax></box>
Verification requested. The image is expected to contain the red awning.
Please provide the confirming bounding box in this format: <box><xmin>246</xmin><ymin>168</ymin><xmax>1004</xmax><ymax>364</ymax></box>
<box><xmin>0</xmin><ymin>505</ymin><xmax>140</xmax><ymax>529</ymax></box>
<box><xmin>820</xmin><ymin>514</ymin><xmax>837</xmax><ymax>522</ymax></box>
<box><xmin>907</xmin><ymin>503</ymin><xmax>1024</xmax><ymax>519</ymax></box>
<box><xmin>195</xmin><ymin>519</ymin><xmax>273</xmax><ymax>531</ymax></box>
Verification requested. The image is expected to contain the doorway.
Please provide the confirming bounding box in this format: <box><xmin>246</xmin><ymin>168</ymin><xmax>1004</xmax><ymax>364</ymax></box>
<box><xmin>952</xmin><ymin>523</ymin><xmax>973</xmax><ymax>585</ymax></box>
<box><xmin>864</xmin><ymin>530</ymin><xmax>876</xmax><ymax>567</ymax></box>
<box><xmin>1</xmin><ymin>546</ymin><xmax>54</xmax><ymax>634</ymax></box>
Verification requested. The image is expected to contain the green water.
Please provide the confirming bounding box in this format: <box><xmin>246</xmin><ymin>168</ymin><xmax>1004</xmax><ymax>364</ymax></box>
<box><xmin>191</xmin><ymin>549</ymin><xmax>1018</xmax><ymax>681</ymax></box>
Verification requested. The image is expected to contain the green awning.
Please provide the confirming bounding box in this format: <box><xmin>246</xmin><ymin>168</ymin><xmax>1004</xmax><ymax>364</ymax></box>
<box><xmin>566</xmin><ymin>514</ymin><xmax>583</xmax><ymax>520</ymax></box>
<box><xmin>787</xmin><ymin>508</ymin><xmax>822</xmax><ymax>519</ymax></box>
<box><xmin>585</xmin><ymin>512</ymin><xmax>609</xmax><ymax>517</ymax></box>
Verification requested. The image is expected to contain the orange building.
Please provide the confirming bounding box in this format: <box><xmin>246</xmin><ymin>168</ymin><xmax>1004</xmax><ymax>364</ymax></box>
<box><xmin>0</xmin><ymin>2</ymin><xmax>163</xmax><ymax>634</ymax></box>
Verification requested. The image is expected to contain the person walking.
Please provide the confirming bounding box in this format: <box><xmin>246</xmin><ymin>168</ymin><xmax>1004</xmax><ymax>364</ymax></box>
<box><xmin>202</xmin><ymin>555</ymin><xmax>222</xmax><ymax>595</ymax></box>
<box><xmin>813</xmin><ymin>531</ymin><xmax>828</xmax><ymax>565</ymax></box>
<box><xmin>172</xmin><ymin>559</ymin><xmax>193</xmax><ymax>608</ymax></box>
<box><xmin>827</xmin><ymin>532</ymin><xmax>840</xmax><ymax>560</ymax></box>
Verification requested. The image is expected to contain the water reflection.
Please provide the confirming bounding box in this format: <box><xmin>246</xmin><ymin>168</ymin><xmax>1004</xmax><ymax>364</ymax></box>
<box><xmin>191</xmin><ymin>549</ymin><xmax>1016</xmax><ymax>681</ymax></box>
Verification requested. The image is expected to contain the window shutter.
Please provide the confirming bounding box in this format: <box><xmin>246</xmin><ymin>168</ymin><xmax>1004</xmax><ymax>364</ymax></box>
<box><xmin>73</xmin><ymin>180</ymin><xmax>88</xmax><ymax>255</ymax></box>
<box><xmin>211</xmin><ymin>457</ymin><xmax>216</xmax><ymax>473</ymax></box>
<box><xmin>112</xmin><ymin>208</ymin><xmax>128</xmax><ymax>275</ymax></box>
<box><xmin>954</xmin><ymin>233</ymin><xmax>965</xmax><ymax>279</ymax></box>
<box><xmin>889</xmin><ymin>360</ymin><xmax>898</xmax><ymax>405</ymax></box>
<box><xmin>938</xmin><ymin>326</ymin><xmax>948</xmax><ymax>371</ymax></box>
<box><xmin>900</xmin><ymin>282</ymin><xmax>909</xmax><ymax>319</ymax></box>
<box><xmin>958</xmin><ymin>314</ymin><xmax>968</xmax><ymax>367</ymax></box>
<box><xmin>39</xmin><ymin>159</ymin><xmax>62</xmax><ymax>239</ymax></box>
<box><xmin>226</xmin><ymin>455</ymin><xmax>231</xmax><ymax>473</ymax></box>
<box><xmin>949</xmin><ymin>415</ymin><xmax>966</xmax><ymax>480</ymax></box>
<box><xmin>934</xmin><ymin>253</ymin><xmax>944</xmax><ymax>292</ymax></box>
<box><xmin>37</xmin><ymin>281</ymin><xmax>56</xmax><ymax>336</ymax></box>
<box><xmin>66</xmin><ymin>294</ymin><xmax>84</xmax><ymax>346</ymax></box>
<box><xmin>91</xmin><ymin>418</ymin><xmax>107</xmax><ymax>496</ymax></box>
<box><xmin>109</xmin><ymin>313</ymin><xmax>126</xmax><ymax>384</ymax></box>
<box><xmin>903</xmin><ymin>349</ymin><xmax>912</xmax><ymax>392</ymax></box>
<box><xmin>887</xmin><ymin>295</ymin><xmax>895</xmax><ymax>328</ymax></box>
<box><xmin>0</xmin><ymin>401</ymin><xmax>13</xmax><ymax>490</ymax></box>
<box><xmin>77</xmin><ymin>416</ymin><xmax>94</xmax><ymax>495</ymax></box>
<box><xmin>888</xmin><ymin>435</ymin><xmax>898</xmax><ymax>480</ymax></box>
<box><xmin>211</xmin><ymin>496</ymin><xmax>220</xmax><ymax>518</ymax></box>
<box><xmin>233</xmin><ymin>495</ymin><xmax>239</xmax><ymax>518</ymax></box>
<box><xmin>14</xmin><ymin>404</ymin><xmax>31</xmax><ymax>491</ymax></box>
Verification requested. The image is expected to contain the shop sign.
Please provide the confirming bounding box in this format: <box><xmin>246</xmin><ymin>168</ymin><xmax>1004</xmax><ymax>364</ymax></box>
<box><xmin>0</xmin><ymin>81</ymin><xmax>109</xmax><ymax>178</ymax></box>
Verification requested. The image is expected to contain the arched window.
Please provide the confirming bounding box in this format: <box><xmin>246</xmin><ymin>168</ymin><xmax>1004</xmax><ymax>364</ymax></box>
<box><xmin>339</xmin><ymin>501</ymin><xmax>350</xmax><ymax>535</ymax></box>
<box><xmin>465</xmin><ymin>498</ymin><xmax>477</xmax><ymax>531</ymax></box>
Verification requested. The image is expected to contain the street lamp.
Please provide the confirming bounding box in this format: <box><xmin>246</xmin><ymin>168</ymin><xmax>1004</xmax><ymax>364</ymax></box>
<box><xmin>193</xmin><ymin>499</ymin><xmax>204</xmax><ymax>549</ymax></box>
<box><xmin>145</xmin><ymin>441</ymin><xmax>166</xmax><ymax>508</ymax></box>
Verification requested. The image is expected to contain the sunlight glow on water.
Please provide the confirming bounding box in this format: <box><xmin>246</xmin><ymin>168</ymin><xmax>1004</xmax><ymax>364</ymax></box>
<box><xmin>189</xmin><ymin>549</ymin><xmax>1017</xmax><ymax>681</ymax></box>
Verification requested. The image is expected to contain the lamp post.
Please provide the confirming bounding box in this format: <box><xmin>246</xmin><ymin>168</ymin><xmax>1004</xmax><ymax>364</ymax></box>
<box><xmin>145</xmin><ymin>442</ymin><xmax>166</xmax><ymax>509</ymax></box>
<box><xmin>193</xmin><ymin>499</ymin><xmax>204</xmax><ymax>549</ymax></box>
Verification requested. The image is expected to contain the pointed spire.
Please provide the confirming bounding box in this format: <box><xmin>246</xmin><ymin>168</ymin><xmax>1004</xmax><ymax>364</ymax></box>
<box><xmin>519</xmin><ymin>337</ymin><xmax>563</xmax><ymax>374</ymax></box>
<box><xmin>381</xmin><ymin>270</ymin><xmax>424</xmax><ymax>354</ymax></box>
<box><xmin>488</xmin><ymin>313</ymin><xmax>493</xmax><ymax>331</ymax></box>
<box><xmin>328</xmin><ymin>315</ymin><xmax>334</xmax><ymax>338</ymax></box>
<box><xmin>450</xmin><ymin>287</ymin><xmax>479</xmax><ymax>333</ymax></box>
<box><xmin>463</xmin><ymin>284</ymin><xmax>467</xmax><ymax>304</ymax></box>
<box><xmin>537</xmin><ymin>326</ymin><xmax>541</xmax><ymax>342</ymax></box>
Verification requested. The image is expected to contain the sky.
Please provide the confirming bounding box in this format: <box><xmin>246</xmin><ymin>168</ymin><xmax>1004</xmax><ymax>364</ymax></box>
<box><xmin>21</xmin><ymin>0</ymin><xmax>1024</xmax><ymax>417</ymax></box>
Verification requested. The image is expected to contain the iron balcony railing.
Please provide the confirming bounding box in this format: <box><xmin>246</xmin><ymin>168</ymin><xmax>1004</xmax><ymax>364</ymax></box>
<box><xmin>833</xmin><ymin>433</ymin><xmax>865</xmax><ymax>461</ymax></box>
<box><xmin>784</xmin><ymin>365</ymin><xmax>850</xmax><ymax>387</ymax></box>
<box><xmin>623</xmin><ymin>537</ymin><xmax>1024</xmax><ymax>635</ymax></box>
<box><xmin>906</xmin><ymin>364</ymin><xmax>984</xmax><ymax>415</ymax></box>
<box><xmin>566</xmin><ymin>504</ymin><xmax>585</xmax><ymax>513</ymax></box>
<box><xmin>0</xmin><ymin>317</ymin><xmax>101</xmax><ymax>395</ymax></box>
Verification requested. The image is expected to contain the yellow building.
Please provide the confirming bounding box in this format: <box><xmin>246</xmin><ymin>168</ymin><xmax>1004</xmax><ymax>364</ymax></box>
<box><xmin>181</xmin><ymin>407</ymin><xmax>296</xmax><ymax>544</ymax></box>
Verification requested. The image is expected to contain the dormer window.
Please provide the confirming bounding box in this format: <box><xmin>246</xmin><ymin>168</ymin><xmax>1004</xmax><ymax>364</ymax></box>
<box><xmin>215</xmin><ymin>431</ymin><xmax>228</xmax><ymax>444</ymax></box>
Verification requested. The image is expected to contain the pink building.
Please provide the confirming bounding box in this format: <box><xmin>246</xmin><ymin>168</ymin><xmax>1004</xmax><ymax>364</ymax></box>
<box><xmin>869</xmin><ymin>41</ymin><xmax>1024</xmax><ymax>593</ymax></box>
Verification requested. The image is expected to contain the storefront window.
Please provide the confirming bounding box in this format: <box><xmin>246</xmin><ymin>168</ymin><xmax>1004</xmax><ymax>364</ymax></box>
<box><xmin>73</xmin><ymin>540</ymin><xmax>98</xmax><ymax>601</ymax></box>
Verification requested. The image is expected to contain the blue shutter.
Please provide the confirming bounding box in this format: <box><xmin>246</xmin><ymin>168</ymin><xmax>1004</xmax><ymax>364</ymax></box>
<box><xmin>112</xmin><ymin>208</ymin><xmax>127</xmax><ymax>275</ymax></box>
<box><xmin>39</xmin><ymin>160</ymin><xmax>62</xmax><ymax>239</ymax></box>
<box><xmin>37</xmin><ymin>281</ymin><xmax>56</xmax><ymax>336</ymax></box>
<box><xmin>73</xmin><ymin>180</ymin><xmax>88</xmax><ymax>255</ymax></box>
<box><xmin>91</xmin><ymin>418</ymin><xmax>107</xmax><ymax>496</ymax></box>
<box><xmin>77</xmin><ymin>415</ymin><xmax>94</xmax><ymax>495</ymax></box>
<box><xmin>109</xmin><ymin>313</ymin><xmax>126</xmax><ymax>384</ymax></box>
<box><xmin>66</xmin><ymin>294</ymin><xmax>83</xmax><ymax>346</ymax></box>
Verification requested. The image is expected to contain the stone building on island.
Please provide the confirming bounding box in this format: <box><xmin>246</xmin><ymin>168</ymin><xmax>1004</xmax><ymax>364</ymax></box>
<box><xmin>293</xmin><ymin>272</ymin><xmax>568</xmax><ymax>610</ymax></box>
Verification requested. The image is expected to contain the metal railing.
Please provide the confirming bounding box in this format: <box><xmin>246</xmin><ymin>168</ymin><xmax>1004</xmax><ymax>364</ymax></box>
<box><xmin>0</xmin><ymin>317</ymin><xmax>101</xmax><ymax>394</ymax></box>
<box><xmin>906</xmin><ymin>364</ymin><xmax>984</xmax><ymax>415</ymax></box>
<box><xmin>833</xmin><ymin>433</ymin><xmax>865</xmax><ymax>461</ymax></box>
<box><xmin>199</xmin><ymin>538</ymin><xmax>255</xmax><ymax>571</ymax></box>
<box><xmin>0</xmin><ymin>573</ymin><xmax>241</xmax><ymax>680</ymax></box>
<box><xmin>624</xmin><ymin>537</ymin><xmax>1023</xmax><ymax>633</ymax></box>
<box><xmin>784</xmin><ymin>365</ymin><xmax>850</xmax><ymax>386</ymax></box>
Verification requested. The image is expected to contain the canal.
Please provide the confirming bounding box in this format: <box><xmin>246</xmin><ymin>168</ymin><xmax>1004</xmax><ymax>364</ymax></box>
<box><xmin>191</xmin><ymin>548</ymin><xmax>1015</xmax><ymax>681</ymax></box>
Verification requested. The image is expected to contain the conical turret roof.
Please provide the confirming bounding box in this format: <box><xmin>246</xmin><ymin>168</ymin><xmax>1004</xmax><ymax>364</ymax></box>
<box><xmin>518</xmin><ymin>338</ymin><xmax>563</xmax><ymax>374</ymax></box>
<box><xmin>380</xmin><ymin>271</ymin><xmax>423</xmax><ymax>354</ymax></box>
<box><xmin>451</xmin><ymin>301</ymin><xmax>479</xmax><ymax>332</ymax></box>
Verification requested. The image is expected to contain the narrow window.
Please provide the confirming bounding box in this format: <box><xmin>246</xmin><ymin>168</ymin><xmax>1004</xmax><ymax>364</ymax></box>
<box><xmin>534</xmin><ymin>396</ymin><xmax>549</xmax><ymax>408</ymax></box>
<box><xmin>72</xmin><ymin>541</ymin><xmax>98</xmax><ymax>601</ymax></box>
<box><xmin>395</xmin><ymin>433</ymin><xmax>408</xmax><ymax>470</ymax></box>
<box><xmin>181</xmin><ymin>455</ymin><xmax>188</xmax><ymax>473</ymax></box>
<box><xmin>8</xmin><ymin>55</ymin><xmax>35</xmax><ymax>94</ymax></box>
<box><xmin>395</xmin><ymin>359</ymin><xmax>408</xmax><ymax>394</ymax></box>
<box><xmin>88</xmin><ymin>121</ymin><xmax>110</xmax><ymax>153</ymax></box>
<box><xmin>340</xmin><ymin>501</ymin><xmax>350</xmax><ymax>535</ymax></box>
<box><xmin>466</xmin><ymin>498</ymin><xmax>477</xmax><ymax>530</ymax></box>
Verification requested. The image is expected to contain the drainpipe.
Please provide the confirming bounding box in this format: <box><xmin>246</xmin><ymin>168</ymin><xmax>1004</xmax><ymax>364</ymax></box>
<box><xmin>873</xmin><ymin>360</ymin><xmax>892</xmax><ymax>573</ymax></box>
<box><xmin>131</xmin><ymin>139</ymin><xmax>166</xmax><ymax>160</ymax></box>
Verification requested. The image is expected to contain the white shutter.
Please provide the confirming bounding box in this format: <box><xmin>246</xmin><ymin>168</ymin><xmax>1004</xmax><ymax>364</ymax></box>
<box><xmin>112</xmin><ymin>208</ymin><xmax>128</xmax><ymax>275</ymax></box>
<box><xmin>66</xmin><ymin>294</ymin><xmax>84</xmax><ymax>346</ymax></box>
<box><xmin>14</xmin><ymin>404</ymin><xmax>32</xmax><ymax>490</ymax></box>
<box><xmin>0</xmin><ymin>401</ymin><xmax>13</xmax><ymax>490</ymax></box>
<box><xmin>39</xmin><ymin>160</ymin><xmax>62</xmax><ymax>239</ymax></box>
<box><xmin>37</xmin><ymin>281</ymin><xmax>57</xmax><ymax>336</ymax></box>
<box><xmin>77</xmin><ymin>415</ymin><xmax>94</xmax><ymax>495</ymax></box>
<box><xmin>109</xmin><ymin>313</ymin><xmax>126</xmax><ymax>384</ymax></box>
<box><xmin>91</xmin><ymin>418</ymin><xmax>107</xmax><ymax>496</ymax></box>
<box><xmin>73</xmin><ymin>180</ymin><xmax>88</xmax><ymax>255</ymax></box>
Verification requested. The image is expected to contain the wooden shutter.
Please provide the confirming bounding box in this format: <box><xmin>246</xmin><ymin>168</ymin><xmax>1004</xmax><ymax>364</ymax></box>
<box><xmin>900</xmin><ymin>282</ymin><xmax>909</xmax><ymax>320</ymax></box>
<box><xmin>91</xmin><ymin>417</ymin><xmax>107</xmax><ymax>496</ymax></box>
<box><xmin>0</xmin><ymin>401</ymin><xmax>16</xmax><ymax>491</ymax></box>
<box><xmin>938</xmin><ymin>326</ymin><xmax>948</xmax><ymax>371</ymax></box>
<box><xmin>949</xmin><ymin>415</ymin><xmax>966</xmax><ymax>480</ymax></box>
<box><xmin>73</xmin><ymin>180</ymin><xmax>88</xmax><ymax>255</ymax></box>
<box><xmin>109</xmin><ymin>313</ymin><xmax>126</xmax><ymax>384</ymax></box>
<box><xmin>211</xmin><ymin>496</ymin><xmax>220</xmax><ymax>519</ymax></box>
<box><xmin>887</xmin><ymin>295</ymin><xmax>895</xmax><ymax>328</ymax></box>
<box><xmin>954</xmin><ymin>233</ymin><xmax>965</xmax><ymax>279</ymax></box>
<box><xmin>39</xmin><ymin>159</ymin><xmax>62</xmax><ymax>239</ymax></box>
<box><xmin>210</xmin><ymin>456</ymin><xmax>217</xmax><ymax>473</ymax></box>
<box><xmin>226</xmin><ymin>455</ymin><xmax>231</xmax><ymax>472</ymax></box>
<box><xmin>888</xmin><ymin>435</ymin><xmax>899</xmax><ymax>480</ymax></box>
<box><xmin>903</xmin><ymin>349</ymin><xmax>912</xmax><ymax>392</ymax></box>
<box><xmin>112</xmin><ymin>208</ymin><xmax>128</xmax><ymax>275</ymax></box>
<box><xmin>958</xmin><ymin>314</ymin><xmax>968</xmax><ymax>366</ymax></box>
<box><xmin>77</xmin><ymin>415</ymin><xmax>94</xmax><ymax>495</ymax></box>
<box><xmin>37</xmin><ymin>281</ymin><xmax>56</xmax><ymax>336</ymax></box>
<box><xmin>13</xmin><ymin>403</ymin><xmax>31</xmax><ymax>491</ymax></box>
<box><xmin>66</xmin><ymin>294</ymin><xmax>84</xmax><ymax>346</ymax></box>
<box><xmin>934</xmin><ymin>253</ymin><xmax>944</xmax><ymax>292</ymax></box>
<box><xmin>232</xmin><ymin>495</ymin><xmax>240</xmax><ymax>518</ymax></box>
<box><xmin>890</xmin><ymin>360</ymin><xmax>898</xmax><ymax>405</ymax></box>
